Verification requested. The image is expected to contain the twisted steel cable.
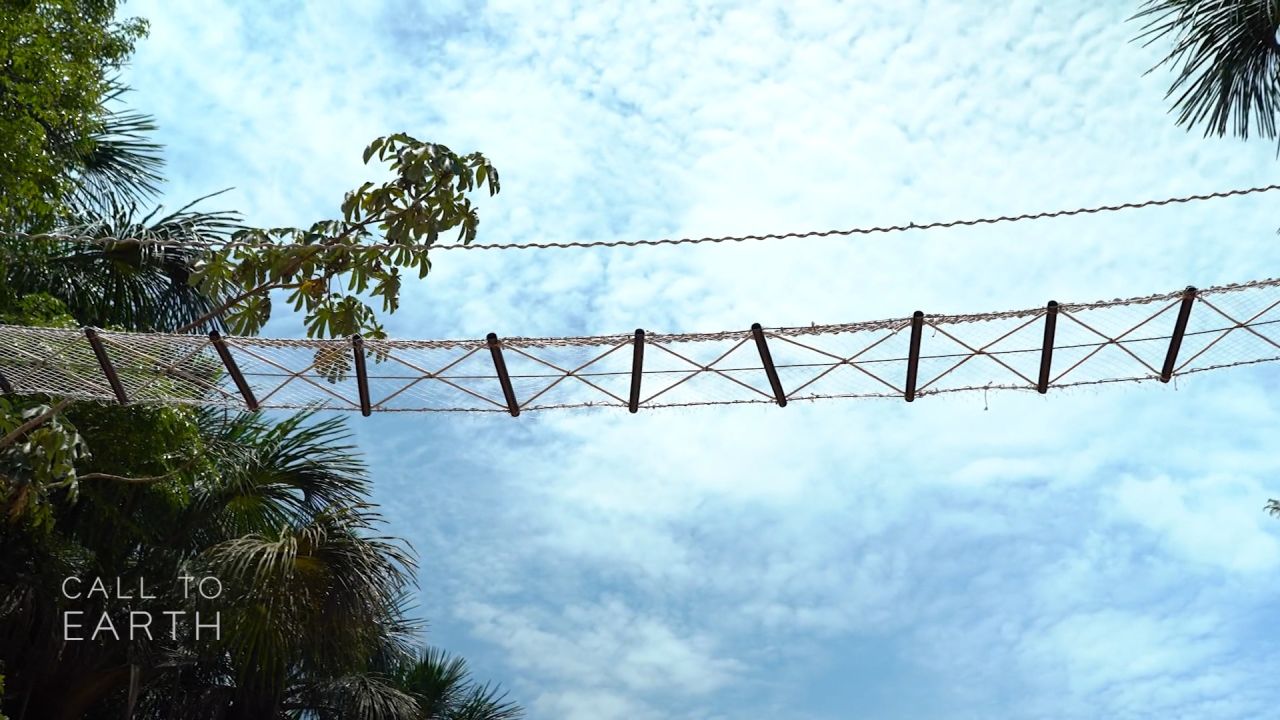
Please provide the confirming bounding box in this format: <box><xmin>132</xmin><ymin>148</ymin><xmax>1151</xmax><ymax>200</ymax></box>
<box><xmin>8</xmin><ymin>183</ymin><xmax>1280</xmax><ymax>253</ymax></box>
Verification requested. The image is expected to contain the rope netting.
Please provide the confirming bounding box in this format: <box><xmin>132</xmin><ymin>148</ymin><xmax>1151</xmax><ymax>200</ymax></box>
<box><xmin>3</xmin><ymin>278</ymin><xmax>1279</xmax><ymax>414</ymax></box>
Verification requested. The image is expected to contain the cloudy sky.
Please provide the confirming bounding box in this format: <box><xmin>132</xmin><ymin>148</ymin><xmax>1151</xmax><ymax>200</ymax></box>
<box><xmin>119</xmin><ymin>1</ymin><xmax>1280</xmax><ymax>718</ymax></box>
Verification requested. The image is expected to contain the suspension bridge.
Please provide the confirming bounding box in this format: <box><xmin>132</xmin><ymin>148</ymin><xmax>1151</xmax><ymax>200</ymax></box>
<box><xmin>2</xmin><ymin>277</ymin><xmax>1277</xmax><ymax>415</ymax></box>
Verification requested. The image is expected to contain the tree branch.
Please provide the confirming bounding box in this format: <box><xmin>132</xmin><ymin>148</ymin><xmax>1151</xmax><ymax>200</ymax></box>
<box><xmin>0</xmin><ymin>398</ymin><xmax>72</xmax><ymax>451</ymax></box>
<box><xmin>173</xmin><ymin>181</ymin><xmax>434</xmax><ymax>335</ymax></box>
<box><xmin>173</xmin><ymin>277</ymin><xmax>280</xmax><ymax>334</ymax></box>
<box><xmin>49</xmin><ymin>454</ymin><xmax>202</xmax><ymax>490</ymax></box>
<box><xmin>75</xmin><ymin>471</ymin><xmax>176</xmax><ymax>485</ymax></box>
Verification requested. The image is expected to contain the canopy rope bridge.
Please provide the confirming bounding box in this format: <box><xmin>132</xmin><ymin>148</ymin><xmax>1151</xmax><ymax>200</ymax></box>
<box><xmin>2</xmin><ymin>278</ymin><xmax>1279</xmax><ymax>415</ymax></box>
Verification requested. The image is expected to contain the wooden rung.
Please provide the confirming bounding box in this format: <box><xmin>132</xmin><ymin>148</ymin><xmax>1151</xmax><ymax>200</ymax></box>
<box><xmin>487</xmin><ymin>333</ymin><xmax>520</xmax><ymax>417</ymax></box>
<box><xmin>1037</xmin><ymin>301</ymin><xmax>1058</xmax><ymax>394</ymax></box>
<box><xmin>629</xmin><ymin>329</ymin><xmax>644</xmax><ymax>413</ymax></box>
<box><xmin>750</xmin><ymin>323</ymin><xmax>787</xmax><ymax>407</ymax></box>
<box><xmin>209</xmin><ymin>331</ymin><xmax>259</xmax><ymax>411</ymax></box>
<box><xmin>1160</xmin><ymin>286</ymin><xmax>1197</xmax><ymax>383</ymax></box>
<box><xmin>904</xmin><ymin>311</ymin><xmax>924</xmax><ymax>402</ymax></box>
<box><xmin>352</xmin><ymin>334</ymin><xmax>371</xmax><ymax>416</ymax></box>
<box><xmin>84</xmin><ymin>327</ymin><xmax>128</xmax><ymax>405</ymax></box>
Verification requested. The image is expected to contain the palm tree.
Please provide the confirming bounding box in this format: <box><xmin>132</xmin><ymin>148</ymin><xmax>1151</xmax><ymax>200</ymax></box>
<box><xmin>1133</xmin><ymin>1</ymin><xmax>1280</xmax><ymax>142</ymax></box>
<box><xmin>1</xmin><ymin>409</ymin><xmax>426</xmax><ymax>720</ymax></box>
<box><xmin>160</xmin><ymin>411</ymin><xmax>421</xmax><ymax>720</ymax></box>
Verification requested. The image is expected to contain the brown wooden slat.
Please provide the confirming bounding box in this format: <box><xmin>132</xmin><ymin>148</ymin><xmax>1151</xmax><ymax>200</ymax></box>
<box><xmin>352</xmin><ymin>334</ymin><xmax>372</xmax><ymax>416</ymax></box>
<box><xmin>904</xmin><ymin>311</ymin><xmax>924</xmax><ymax>402</ymax></box>
<box><xmin>751</xmin><ymin>323</ymin><xmax>787</xmax><ymax>407</ymax></box>
<box><xmin>1037</xmin><ymin>301</ymin><xmax>1058</xmax><ymax>394</ymax></box>
<box><xmin>1160</xmin><ymin>286</ymin><xmax>1197</xmax><ymax>383</ymax></box>
<box><xmin>629</xmin><ymin>329</ymin><xmax>644</xmax><ymax>413</ymax></box>
<box><xmin>209</xmin><ymin>331</ymin><xmax>259</xmax><ymax>411</ymax></box>
<box><xmin>84</xmin><ymin>327</ymin><xmax>127</xmax><ymax>405</ymax></box>
<box><xmin>487</xmin><ymin>333</ymin><xmax>520</xmax><ymax>417</ymax></box>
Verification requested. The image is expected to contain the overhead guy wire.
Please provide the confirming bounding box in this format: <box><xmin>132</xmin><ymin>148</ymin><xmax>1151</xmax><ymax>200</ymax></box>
<box><xmin>6</xmin><ymin>183</ymin><xmax>1280</xmax><ymax>253</ymax></box>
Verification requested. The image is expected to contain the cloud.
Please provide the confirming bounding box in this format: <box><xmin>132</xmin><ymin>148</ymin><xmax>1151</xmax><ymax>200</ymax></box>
<box><xmin>120</xmin><ymin>0</ymin><xmax>1280</xmax><ymax>718</ymax></box>
<box><xmin>1110</xmin><ymin>474</ymin><xmax>1280</xmax><ymax>573</ymax></box>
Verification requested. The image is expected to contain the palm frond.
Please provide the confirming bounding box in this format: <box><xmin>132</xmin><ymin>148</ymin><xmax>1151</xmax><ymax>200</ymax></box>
<box><xmin>64</xmin><ymin>80</ymin><xmax>165</xmax><ymax>215</ymax></box>
<box><xmin>198</xmin><ymin>501</ymin><xmax>416</xmax><ymax>687</ymax></box>
<box><xmin>373</xmin><ymin>592</ymin><xmax>426</xmax><ymax>670</ymax></box>
<box><xmin>396</xmin><ymin>647</ymin><xmax>470</xmax><ymax>717</ymax></box>
<box><xmin>450</xmin><ymin>684</ymin><xmax>524</xmax><ymax>720</ymax></box>
<box><xmin>189</xmin><ymin>410</ymin><xmax>372</xmax><ymax>536</ymax></box>
<box><xmin>6</xmin><ymin>191</ymin><xmax>243</xmax><ymax>332</ymax></box>
<box><xmin>1133</xmin><ymin>0</ymin><xmax>1280</xmax><ymax>141</ymax></box>
<box><xmin>124</xmin><ymin>647</ymin><xmax>236</xmax><ymax>720</ymax></box>
<box><xmin>294</xmin><ymin>673</ymin><xmax>420</xmax><ymax>720</ymax></box>
<box><xmin>394</xmin><ymin>647</ymin><xmax>523</xmax><ymax>720</ymax></box>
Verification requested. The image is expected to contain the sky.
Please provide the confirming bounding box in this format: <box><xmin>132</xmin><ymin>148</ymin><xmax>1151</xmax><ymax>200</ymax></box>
<box><xmin>118</xmin><ymin>1</ymin><xmax>1280</xmax><ymax>718</ymax></box>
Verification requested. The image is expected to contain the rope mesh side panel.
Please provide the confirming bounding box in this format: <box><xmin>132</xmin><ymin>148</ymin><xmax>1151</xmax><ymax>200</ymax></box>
<box><xmin>3</xmin><ymin>278</ymin><xmax>1280</xmax><ymax>413</ymax></box>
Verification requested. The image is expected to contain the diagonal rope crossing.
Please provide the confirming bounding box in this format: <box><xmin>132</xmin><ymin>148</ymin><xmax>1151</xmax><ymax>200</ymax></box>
<box><xmin>3</xmin><ymin>277</ymin><xmax>1280</xmax><ymax>414</ymax></box>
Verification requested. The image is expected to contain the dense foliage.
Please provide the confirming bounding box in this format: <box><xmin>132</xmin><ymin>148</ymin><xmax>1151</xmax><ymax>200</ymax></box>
<box><xmin>0</xmin><ymin>0</ymin><xmax>150</xmax><ymax>229</ymax></box>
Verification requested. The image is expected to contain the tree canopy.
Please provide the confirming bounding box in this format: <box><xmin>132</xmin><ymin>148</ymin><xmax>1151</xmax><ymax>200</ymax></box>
<box><xmin>0</xmin><ymin>0</ymin><xmax>150</xmax><ymax>230</ymax></box>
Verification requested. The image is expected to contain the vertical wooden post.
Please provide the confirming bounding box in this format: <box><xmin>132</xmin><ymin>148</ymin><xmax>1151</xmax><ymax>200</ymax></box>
<box><xmin>352</xmin><ymin>334</ymin><xmax>372</xmax><ymax>416</ymax></box>
<box><xmin>629</xmin><ymin>329</ymin><xmax>644</xmax><ymax>413</ymax></box>
<box><xmin>904</xmin><ymin>311</ymin><xmax>924</xmax><ymax>402</ymax></box>
<box><xmin>1037</xmin><ymin>301</ymin><xmax>1058</xmax><ymax>394</ymax></box>
<box><xmin>210</xmin><ymin>331</ymin><xmax>259</xmax><ymax>411</ymax></box>
<box><xmin>750</xmin><ymin>323</ymin><xmax>787</xmax><ymax>407</ymax></box>
<box><xmin>84</xmin><ymin>327</ymin><xmax>128</xmax><ymax>405</ymax></box>
<box><xmin>0</xmin><ymin>326</ymin><xmax>13</xmax><ymax>393</ymax></box>
<box><xmin>1160</xmin><ymin>286</ymin><xmax>1197</xmax><ymax>383</ymax></box>
<box><xmin>487</xmin><ymin>333</ymin><xmax>520</xmax><ymax>417</ymax></box>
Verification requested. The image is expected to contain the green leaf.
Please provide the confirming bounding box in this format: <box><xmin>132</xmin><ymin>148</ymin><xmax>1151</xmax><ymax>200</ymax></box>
<box><xmin>362</xmin><ymin>137</ymin><xmax>385</xmax><ymax>164</ymax></box>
